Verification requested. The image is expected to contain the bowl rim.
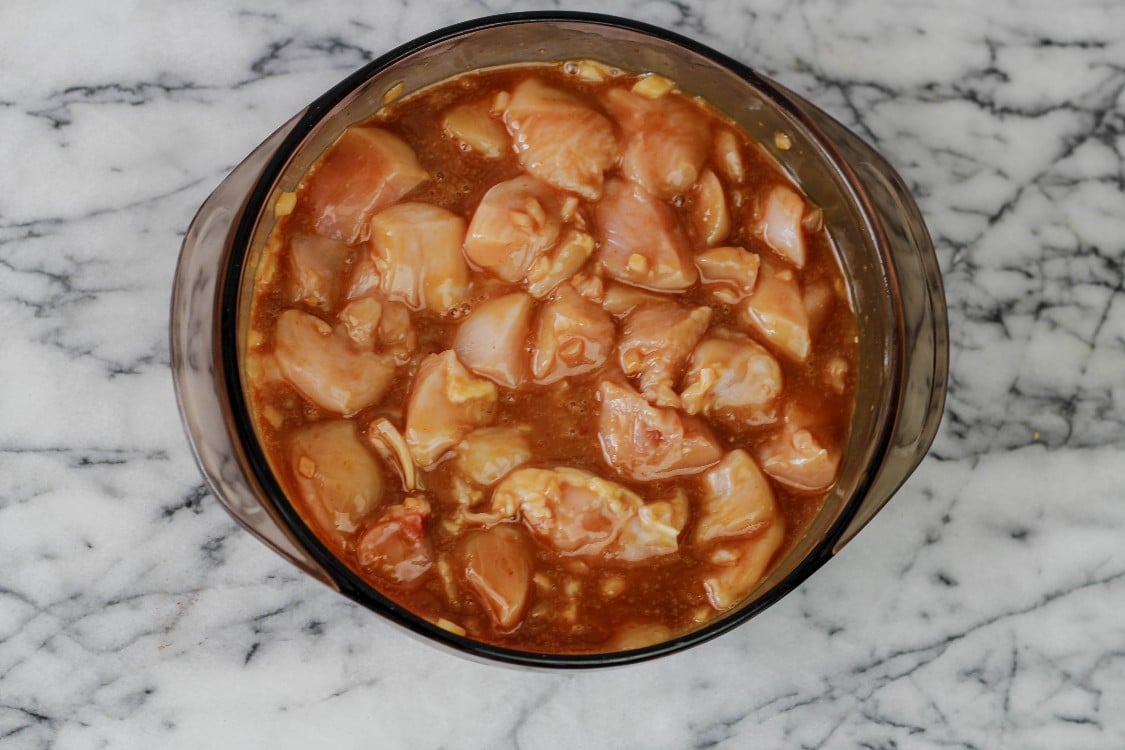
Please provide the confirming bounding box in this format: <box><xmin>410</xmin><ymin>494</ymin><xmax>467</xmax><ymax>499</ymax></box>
<box><xmin>217</xmin><ymin>10</ymin><xmax>906</xmax><ymax>667</ymax></box>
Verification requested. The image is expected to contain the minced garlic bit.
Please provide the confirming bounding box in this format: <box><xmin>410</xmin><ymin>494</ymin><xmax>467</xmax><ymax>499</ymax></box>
<box><xmin>631</xmin><ymin>73</ymin><xmax>676</xmax><ymax>99</ymax></box>
<box><xmin>274</xmin><ymin>191</ymin><xmax>297</xmax><ymax>217</ymax></box>
<box><xmin>435</xmin><ymin>618</ymin><xmax>466</xmax><ymax>637</ymax></box>
<box><xmin>774</xmin><ymin>130</ymin><xmax>793</xmax><ymax>151</ymax></box>
<box><xmin>566</xmin><ymin>59</ymin><xmax>619</xmax><ymax>82</ymax></box>
<box><xmin>382</xmin><ymin>81</ymin><xmax>405</xmax><ymax>105</ymax></box>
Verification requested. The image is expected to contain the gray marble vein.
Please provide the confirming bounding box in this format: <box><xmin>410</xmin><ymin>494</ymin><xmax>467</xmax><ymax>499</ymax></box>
<box><xmin>2</xmin><ymin>0</ymin><xmax>1124</xmax><ymax>748</ymax></box>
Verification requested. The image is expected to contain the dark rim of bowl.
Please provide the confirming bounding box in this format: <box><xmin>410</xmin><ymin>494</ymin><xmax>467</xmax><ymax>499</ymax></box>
<box><xmin>218</xmin><ymin>10</ymin><xmax>904</xmax><ymax>668</ymax></box>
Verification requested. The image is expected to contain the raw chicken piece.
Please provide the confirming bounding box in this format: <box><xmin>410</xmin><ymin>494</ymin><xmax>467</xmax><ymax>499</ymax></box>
<box><xmin>288</xmin><ymin>420</ymin><xmax>384</xmax><ymax>534</ymax></box>
<box><xmin>369</xmin><ymin>202</ymin><xmax>471</xmax><ymax>312</ymax></box>
<box><xmin>600</xmin><ymin>283</ymin><xmax>667</xmax><ymax>317</ymax></box>
<box><xmin>453</xmin><ymin>292</ymin><xmax>534</xmax><ymax>388</ymax></box>
<box><xmin>531</xmin><ymin>285</ymin><xmax>615</xmax><ymax>384</ymax></box>
<box><xmin>525</xmin><ymin>228</ymin><xmax>595</xmax><ymax>298</ymax></box>
<box><xmin>459</xmin><ymin>525</ymin><xmax>533</xmax><ymax>629</ymax></box>
<box><xmin>464</xmin><ymin>176</ymin><xmax>563</xmax><ymax>282</ymax></box>
<box><xmin>338</xmin><ymin>296</ymin><xmax>418</xmax><ymax>366</ymax></box>
<box><xmin>689</xmin><ymin>169</ymin><xmax>730</xmax><ymax>246</ymax></box>
<box><xmin>286</xmin><ymin>234</ymin><xmax>349</xmax><ymax>311</ymax></box>
<box><xmin>601</xmin><ymin>87</ymin><xmax>709</xmax><ymax>200</ymax></box>
<box><xmin>711</xmin><ymin>127</ymin><xmax>746</xmax><ymax>184</ymax></box>
<box><xmin>759</xmin><ymin>184</ymin><xmax>808</xmax><ymax>268</ymax></box>
<box><xmin>356</xmin><ymin>495</ymin><xmax>433</xmax><ymax>586</ymax></box>
<box><xmin>442</xmin><ymin>100</ymin><xmax>509</xmax><ymax>159</ymax></box>
<box><xmin>404</xmin><ymin>351</ymin><xmax>498</xmax><ymax>467</ymax></box>
<box><xmin>605</xmin><ymin>623</ymin><xmax>675</xmax><ymax>651</ymax></box>
<box><xmin>305</xmin><ymin>127</ymin><xmax>428</xmax><ymax>244</ymax></box>
<box><xmin>695</xmin><ymin>246</ymin><xmax>761</xmax><ymax>305</ymax></box>
<box><xmin>487</xmin><ymin>467</ymin><xmax>681</xmax><ymax>560</ymax></box>
<box><xmin>738</xmin><ymin>260</ymin><xmax>811</xmax><ymax>362</ymax></box>
<box><xmin>617</xmin><ymin>301</ymin><xmax>711</xmax><ymax>407</ymax></box>
<box><xmin>702</xmin><ymin>521</ymin><xmax>785</xmax><ymax>610</ymax></box>
<box><xmin>503</xmin><ymin>78</ymin><xmax>618</xmax><ymax>199</ymax></box>
<box><xmin>757</xmin><ymin>406</ymin><xmax>841</xmax><ymax>493</ymax></box>
<box><xmin>455</xmin><ymin>426</ymin><xmax>533</xmax><ymax>487</ymax></box>
<box><xmin>274</xmin><ymin>309</ymin><xmax>396</xmax><ymax>415</ymax></box>
<box><xmin>615</xmin><ymin>496</ymin><xmax>687</xmax><ymax>561</ymax></box>
<box><xmin>693</xmin><ymin>450</ymin><xmax>779</xmax><ymax>545</ymax></box>
<box><xmin>680</xmin><ymin>330</ymin><xmax>783</xmax><ymax>427</ymax></box>
<box><xmin>365</xmin><ymin>417</ymin><xmax>417</xmax><ymax>492</ymax></box>
<box><xmin>597</xmin><ymin>381</ymin><xmax>722</xmax><ymax>481</ymax></box>
<box><xmin>595</xmin><ymin>179</ymin><xmax>697</xmax><ymax>292</ymax></box>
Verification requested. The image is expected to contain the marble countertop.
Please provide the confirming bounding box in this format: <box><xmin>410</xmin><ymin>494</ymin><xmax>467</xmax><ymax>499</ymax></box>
<box><xmin>3</xmin><ymin>1</ymin><xmax>1124</xmax><ymax>747</ymax></box>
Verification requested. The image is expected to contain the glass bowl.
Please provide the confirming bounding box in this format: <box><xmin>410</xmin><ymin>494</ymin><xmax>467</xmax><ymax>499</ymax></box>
<box><xmin>170</xmin><ymin>11</ymin><xmax>948</xmax><ymax>667</ymax></box>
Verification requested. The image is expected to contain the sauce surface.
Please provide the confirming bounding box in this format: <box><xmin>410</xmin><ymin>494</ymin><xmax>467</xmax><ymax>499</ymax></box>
<box><xmin>244</xmin><ymin>62</ymin><xmax>857</xmax><ymax>653</ymax></box>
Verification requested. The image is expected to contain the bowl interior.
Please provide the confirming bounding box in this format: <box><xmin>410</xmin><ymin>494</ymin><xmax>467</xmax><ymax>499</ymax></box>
<box><xmin>225</xmin><ymin>14</ymin><xmax>901</xmax><ymax>665</ymax></box>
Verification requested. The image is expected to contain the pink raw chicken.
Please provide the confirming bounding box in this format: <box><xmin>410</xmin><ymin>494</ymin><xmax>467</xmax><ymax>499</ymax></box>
<box><xmin>759</xmin><ymin>184</ymin><xmax>808</xmax><ymax>268</ymax></box>
<box><xmin>486</xmin><ymin>466</ymin><xmax>684</xmax><ymax>560</ymax></box>
<box><xmin>531</xmin><ymin>285</ymin><xmax>615</xmax><ymax>384</ymax></box>
<box><xmin>680</xmin><ymin>330</ymin><xmax>783</xmax><ymax>428</ymax></box>
<box><xmin>595</xmin><ymin>179</ymin><xmax>697</xmax><ymax>292</ymax></box>
<box><xmin>464</xmin><ymin>175</ymin><xmax>563</xmax><ymax>282</ymax></box>
<box><xmin>503</xmin><ymin>78</ymin><xmax>618</xmax><ymax>200</ymax></box>
<box><xmin>601</xmin><ymin>87</ymin><xmax>710</xmax><ymax>200</ymax></box>
<box><xmin>273</xmin><ymin>309</ymin><xmax>396</xmax><ymax>416</ymax></box>
<box><xmin>369</xmin><ymin>202</ymin><xmax>471</xmax><ymax>313</ymax></box>
<box><xmin>694</xmin><ymin>450</ymin><xmax>780</xmax><ymax>545</ymax></box>
<box><xmin>459</xmin><ymin>525</ymin><xmax>533</xmax><ymax>629</ymax></box>
<box><xmin>739</xmin><ymin>259</ymin><xmax>811</xmax><ymax>362</ymax></box>
<box><xmin>453</xmin><ymin>292</ymin><xmax>535</xmax><ymax>388</ymax></box>
<box><xmin>288</xmin><ymin>420</ymin><xmax>384</xmax><ymax>534</ymax></box>
<box><xmin>702</xmin><ymin>520</ymin><xmax>785</xmax><ymax>610</ymax></box>
<box><xmin>695</xmin><ymin>246</ymin><xmax>761</xmax><ymax>305</ymax></box>
<box><xmin>356</xmin><ymin>496</ymin><xmax>433</xmax><ymax>586</ymax></box>
<box><xmin>305</xmin><ymin>127</ymin><xmax>428</xmax><ymax>244</ymax></box>
<box><xmin>757</xmin><ymin>406</ymin><xmax>841</xmax><ymax>493</ymax></box>
<box><xmin>690</xmin><ymin>168</ymin><xmax>731</xmax><ymax>246</ymax></box>
<box><xmin>617</xmin><ymin>301</ymin><xmax>711</xmax><ymax>408</ymax></box>
<box><xmin>286</xmin><ymin>234</ymin><xmax>349</xmax><ymax>311</ymax></box>
<box><xmin>597</xmin><ymin>381</ymin><xmax>722</xmax><ymax>481</ymax></box>
<box><xmin>404</xmin><ymin>350</ymin><xmax>498</xmax><ymax>467</ymax></box>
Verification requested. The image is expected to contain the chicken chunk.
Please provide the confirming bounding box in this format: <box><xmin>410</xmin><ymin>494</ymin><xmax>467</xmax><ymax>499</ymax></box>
<box><xmin>617</xmin><ymin>302</ymin><xmax>711</xmax><ymax>408</ymax></box>
<box><xmin>488</xmin><ymin>466</ymin><xmax>681</xmax><ymax>560</ymax></box>
<box><xmin>369</xmin><ymin>202</ymin><xmax>471</xmax><ymax>313</ymax></box>
<box><xmin>703</xmin><ymin>521</ymin><xmax>785</xmax><ymax>610</ymax></box>
<box><xmin>595</xmin><ymin>179</ymin><xmax>697</xmax><ymax>292</ymax></box>
<box><xmin>305</xmin><ymin>127</ymin><xmax>428</xmax><ymax>244</ymax></box>
<box><xmin>696</xmin><ymin>246</ymin><xmax>761</xmax><ymax>305</ymax></box>
<box><xmin>288</xmin><ymin>420</ymin><xmax>384</xmax><ymax>534</ymax></box>
<box><xmin>694</xmin><ymin>450</ymin><xmax>779</xmax><ymax>545</ymax></box>
<box><xmin>680</xmin><ymin>331</ymin><xmax>783</xmax><ymax>428</ymax></box>
<box><xmin>531</xmin><ymin>285</ymin><xmax>615</xmax><ymax>384</ymax></box>
<box><xmin>757</xmin><ymin>406</ymin><xmax>841</xmax><ymax>493</ymax></box>
<box><xmin>597</xmin><ymin>381</ymin><xmax>722</xmax><ymax>481</ymax></box>
<box><xmin>525</xmin><ymin>229</ymin><xmax>595</xmax><ymax>298</ymax></box>
<box><xmin>739</xmin><ymin>260</ymin><xmax>811</xmax><ymax>362</ymax></box>
<box><xmin>503</xmin><ymin>78</ymin><xmax>618</xmax><ymax>199</ymax></box>
<box><xmin>274</xmin><ymin>309</ymin><xmax>396</xmax><ymax>416</ymax></box>
<box><xmin>286</xmin><ymin>234</ymin><xmax>349</xmax><ymax>311</ymax></box>
<box><xmin>404</xmin><ymin>351</ymin><xmax>499</xmax><ymax>467</ymax></box>
<box><xmin>338</xmin><ymin>296</ymin><xmax>418</xmax><ymax>366</ymax></box>
<box><xmin>601</xmin><ymin>87</ymin><xmax>709</xmax><ymax>200</ymax></box>
<box><xmin>711</xmin><ymin>127</ymin><xmax>746</xmax><ymax>184</ymax></box>
<box><xmin>455</xmin><ymin>426</ymin><xmax>533</xmax><ymax>487</ymax></box>
<box><xmin>689</xmin><ymin>168</ymin><xmax>730</xmax><ymax>246</ymax></box>
<box><xmin>463</xmin><ymin>176</ymin><xmax>563</xmax><ymax>282</ymax></box>
<box><xmin>453</xmin><ymin>292</ymin><xmax>534</xmax><ymax>388</ymax></box>
<box><xmin>459</xmin><ymin>525</ymin><xmax>533</xmax><ymax>629</ymax></box>
<box><xmin>356</xmin><ymin>495</ymin><xmax>433</xmax><ymax>586</ymax></box>
<box><xmin>442</xmin><ymin>100</ymin><xmax>509</xmax><ymax>159</ymax></box>
<box><xmin>759</xmin><ymin>184</ymin><xmax>808</xmax><ymax>269</ymax></box>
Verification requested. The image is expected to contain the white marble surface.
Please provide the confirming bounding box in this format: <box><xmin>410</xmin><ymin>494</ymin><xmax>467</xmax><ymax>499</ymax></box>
<box><xmin>2</xmin><ymin>0</ymin><xmax>1124</xmax><ymax>747</ymax></box>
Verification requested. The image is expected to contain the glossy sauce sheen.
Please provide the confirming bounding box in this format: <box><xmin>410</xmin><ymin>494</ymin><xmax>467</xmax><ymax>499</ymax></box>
<box><xmin>245</xmin><ymin>63</ymin><xmax>857</xmax><ymax>653</ymax></box>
